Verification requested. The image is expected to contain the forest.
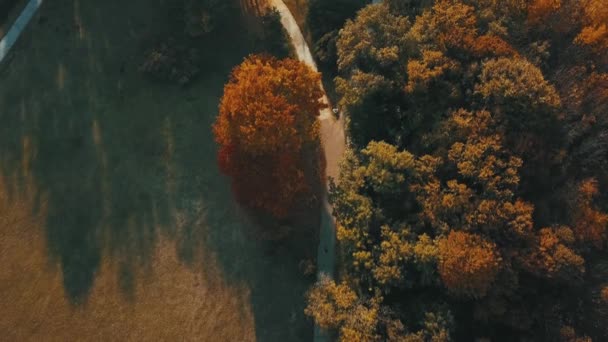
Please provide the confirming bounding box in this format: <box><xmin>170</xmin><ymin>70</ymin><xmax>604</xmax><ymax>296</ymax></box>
<box><xmin>213</xmin><ymin>0</ymin><xmax>607</xmax><ymax>340</ymax></box>
<box><xmin>299</xmin><ymin>0</ymin><xmax>608</xmax><ymax>341</ymax></box>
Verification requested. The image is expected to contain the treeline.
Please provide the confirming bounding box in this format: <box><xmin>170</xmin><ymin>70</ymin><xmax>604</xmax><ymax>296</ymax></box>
<box><xmin>305</xmin><ymin>0</ymin><xmax>608</xmax><ymax>341</ymax></box>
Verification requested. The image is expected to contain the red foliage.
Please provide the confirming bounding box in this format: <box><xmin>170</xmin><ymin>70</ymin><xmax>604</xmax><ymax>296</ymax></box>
<box><xmin>213</xmin><ymin>55</ymin><xmax>323</xmax><ymax>218</ymax></box>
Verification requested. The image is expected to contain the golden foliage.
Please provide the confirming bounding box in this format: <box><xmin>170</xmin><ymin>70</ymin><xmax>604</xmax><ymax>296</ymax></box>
<box><xmin>408</xmin><ymin>0</ymin><xmax>478</xmax><ymax>52</ymax></box>
<box><xmin>337</xmin><ymin>3</ymin><xmax>411</xmax><ymax>73</ymax></box>
<box><xmin>533</xmin><ymin>226</ymin><xmax>585</xmax><ymax>279</ymax></box>
<box><xmin>414</xmin><ymin>109</ymin><xmax>535</xmax><ymax>238</ymax></box>
<box><xmin>358</xmin><ymin>141</ymin><xmax>416</xmax><ymax>193</ymax></box>
<box><xmin>437</xmin><ymin>231</ymin><xmax>501</xmax><ymax>298</ymax></box>
<box><xmin>305</xmin><ymin>276</ymin><xmax>381</xmax><ymax>342</ymax></box>
<box><xmin>476</xmin><ymin>57</ymin><xmax>561</xmax><ymax>111</ymax></box>
<box><xmin>575</xmin><ymin>0</ymin><xmax>608</xmax><ymax>53</ymax></box>
<box><xmin>406</xmin><ymin>50</ymin><xmax>460</xmax><ymax>93</ymax></box>
<box><xmin>373</xmin><ymin>226</ymin><xmax>414</xmax><ymax>285</ymax></box>
<box><xmin>305</xmin><ymin>275</ymin><xmax>359</xmax><ymax>328</ymax></box>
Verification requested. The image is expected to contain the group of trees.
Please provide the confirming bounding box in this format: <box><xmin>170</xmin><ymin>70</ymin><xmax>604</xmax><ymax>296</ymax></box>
<box><xmin>304</xmin><ymin>1</ymin><xmax>608</xmax><ymax>340</ymax></box>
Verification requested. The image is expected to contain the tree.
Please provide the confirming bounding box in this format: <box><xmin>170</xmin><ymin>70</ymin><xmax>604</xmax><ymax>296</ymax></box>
<box><xmin>524</xmin><ymin>226</ymin><xmax>585</xmax><ymax>281</ymax></box>
<box><xmin>335</xmin><ymin>3</ymin><xmax>411</xmax><ymax>148</ymax></box>
<box><xmin>575</xmin><ymin>0</ymin><xmax>608</xmax><ymax>55</ymax></box>
<box><xmin>307</xmin><ymin>0</ymin><xmax>368</xmax><ymax>43</ymax></box>
<box><xmin>437</xmin><ymin>231</ymin><xmax>501</xmax><ymax>298</ymax></box>
<box><xmin>213</xmin><ymin>55</ymin><xmax>323</xmax><ymax>217</ymax></box>
<box><xmin>307</xmin><ymin>0</ymin><xmax>368</xmax><ymax>74</ymax></box>
<box><xmin>475</xmin><ymin>57</ymin><xmax>561</xmax><ymax>130</ymax></box>
<box><xmin>474</xmin><ymin>57</ymin><xmax>563</xmax><ymax>188</ymax></box>
<box><xmin>570</xmin><ymin>179</ymin><xmax>608</xmax><ymax>249</ymax></box>
<box><xmin>305</xmin><ymin>275</ymin><xmax>381</xmax><ymax>342</ymax></box>
<box><xmin>257</xmin><ymin>8</ymin><xmax>291</xmax><ymax>58</ymax></box>
<box><xmin>184</xmin><ymin>0</ymin><xmax>235</xmax><ymax>37</ymax></box>
<box><xmin>337</xmin><ymin>3</ymin><xmax>411</xmax><ymax>75</ymax></box>
<box><xmin>407</xmin><ymin>0</ymin><xmax>478</xmax><ymax>55</ymax></box>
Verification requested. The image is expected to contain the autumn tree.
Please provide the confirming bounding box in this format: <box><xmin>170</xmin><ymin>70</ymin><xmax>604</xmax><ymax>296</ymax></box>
<box><xmin>437</xmin><ymin>231</ymin><xmax>501</xmax><ymax>298</ymax></box>
<box><xmin>213</xmin><ymin>55</ymin><xmax>323</xmax><ymax>217</ymax></box>
<box><xmin>475</xmin><ymin>57</ymin><xmax>561</xmax><ymax>132</ymax></box>
<box><xmin>570</xmin><ymin>179</ymin><xmax>608</xmax><ymax>249</ymax></box>
<box><xmin>575</xmin><ymin>0</ymin><xmax>608</xmax><ymax>55</ymax></box>
<box><xmin>524</xmin><ymin>226</ymin><xmax>585</xmax><ymax>282</ymax></box>
<box><xmin>407</xmin><ymin>0</ymin><xmax>478</xmax><ymax>54</ymax></box>
<box><xmin>305</xmin><ymin>275</ymin><xmax>454</xmax><ymax>341</ymax></box>
<box><xmin>305</xmin><ymin>275</ymin><xmax>381</xmax><ymax>341</ymax></box>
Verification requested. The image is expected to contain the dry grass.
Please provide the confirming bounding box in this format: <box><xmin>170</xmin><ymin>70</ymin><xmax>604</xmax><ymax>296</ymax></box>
<box><xmin>0</xmin><ymin>0</ymin><xmax>315</xmax><ymax>340</ymax></box>
<box><xmin>0</xmin><ymin>178</ymin><xmax>256</xmax><ymax>341</ymax></box>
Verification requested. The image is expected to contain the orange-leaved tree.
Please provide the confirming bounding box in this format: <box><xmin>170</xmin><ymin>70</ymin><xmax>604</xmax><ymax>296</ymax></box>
<box><xmin>437</xmin><ymin>231</ymin><xmax>501</xmax><ymax>298</ymax></box>
<box><xmin>213</xmin><ymin>55</ymin><xmax>324</xmax><ymax>218</ymax></box>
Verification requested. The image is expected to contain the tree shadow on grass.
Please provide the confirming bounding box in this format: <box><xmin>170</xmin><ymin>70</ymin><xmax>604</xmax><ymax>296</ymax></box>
<box><xmin>0</xmin><ymin>0</ymin><xmax>317</xmax><ymax>340</ymax></box>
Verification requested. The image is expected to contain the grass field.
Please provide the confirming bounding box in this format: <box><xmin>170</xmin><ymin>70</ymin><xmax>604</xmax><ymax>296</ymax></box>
<box><xmin>0</xmin><ymin>0</ymin><xmax>316</xmax><ymax>340</ymax></box>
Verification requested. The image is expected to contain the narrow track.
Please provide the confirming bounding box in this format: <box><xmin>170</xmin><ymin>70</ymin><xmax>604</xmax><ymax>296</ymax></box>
<box><xmin>266</xmin><ymin>1</ymin><xmax>346</xmax><ymax>340</ymax></box>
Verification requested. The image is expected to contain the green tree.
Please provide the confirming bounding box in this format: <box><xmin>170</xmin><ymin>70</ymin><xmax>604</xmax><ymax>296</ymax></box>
<box><xmin>184</xmin><ymin>0</ymin><xmax>235</xmax><ymax>37</ymax></box>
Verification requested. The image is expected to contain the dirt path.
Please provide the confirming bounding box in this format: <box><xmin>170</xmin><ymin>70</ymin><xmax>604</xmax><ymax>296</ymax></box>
<box><xmin>267</xmin><ymin>1</ymin><xmax>346</xmax><ymax>340</ymax></box>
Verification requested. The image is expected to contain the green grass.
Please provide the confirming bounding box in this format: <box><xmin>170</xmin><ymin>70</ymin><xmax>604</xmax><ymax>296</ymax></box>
<box><xmin>0</xmin><ymin>0</ymin><xmax>316</xmax><ymax>340</ymax></box>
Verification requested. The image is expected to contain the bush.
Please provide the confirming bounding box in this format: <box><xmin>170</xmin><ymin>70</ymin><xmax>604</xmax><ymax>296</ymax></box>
<box><xmin>257</xmin><ymin>8</ymin><xmax>291</xmax><ymax>59</ymax></box>
<box><xmin>183</xmin><ymin>0</ymin><xmax>235</xmax><ymax>37</ymax></box>
<box><xmin>139</xmin><ymin>38</ymin><xmax>200</xmax><ymax>85</ymax></box>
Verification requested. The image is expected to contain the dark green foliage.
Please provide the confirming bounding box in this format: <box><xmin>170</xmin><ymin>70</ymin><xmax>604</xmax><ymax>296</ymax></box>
<box><xmin>139</xmin><ymin>38</ymin><xmax>200</xmax><ymax>85</ymax></box>
<box><xmin>307</xmin><ymin>0</ymin><xmax>369</xmax><ymax>71</ymax></box>
<box><xmin>307</xmin><ymin>0</ymin><xmax>369</xmax><ymax>42</ymax></box>
<box><xmin>256</xmin><ymin>8</ymin><xmax>292</xmax><ymax>59</ymax></box>
<box><xmin>183</xmin><ymin>0</ymin><xmax>236</xmax><ymax>37</ymax></box>
<box><xmin>385</xmin><ymin>0</ymin><xmax>435</xmax><ymax>16</ymax></box>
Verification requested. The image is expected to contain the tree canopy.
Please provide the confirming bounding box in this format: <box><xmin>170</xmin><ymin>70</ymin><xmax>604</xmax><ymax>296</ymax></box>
<box><xmin>213</xmin><ymin>55</ymin><xmax>323</xmax><ymax>218</ymax></box>
<box><xmin>305</xmin><ymin>0</ymin><xmax>608</xmax><ymax>340</ymax></box>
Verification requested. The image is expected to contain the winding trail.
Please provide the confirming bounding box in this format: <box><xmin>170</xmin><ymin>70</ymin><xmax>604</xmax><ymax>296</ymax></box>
<box><xmin>266</xmin><ymin>1</ymin><xmax>346</xmax><ymax>340</ymax></box>
<box><xmin>0</xmin><ymin>0</ymin><xmax>44</xmax><ymax>64</ymax></box>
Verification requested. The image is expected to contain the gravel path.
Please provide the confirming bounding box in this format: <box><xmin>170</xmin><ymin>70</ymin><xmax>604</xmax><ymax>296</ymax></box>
<box><xmin>267</xmin><ymin>1</ymin><xmax>347</xmax><ymax>340</ymax></box>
